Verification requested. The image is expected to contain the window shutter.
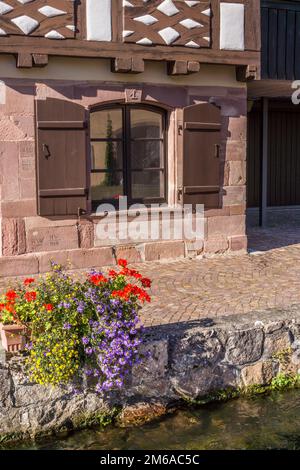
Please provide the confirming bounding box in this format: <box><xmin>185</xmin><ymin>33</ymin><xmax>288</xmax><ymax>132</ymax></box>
<box><xmin>36</xmin><ymin>98</ymin><xmax>88</xmax><ymax>216</ymax></box>
<box><xmin>183</xmin><ymin>103</ymin><xmax>221</xmax><ymax>209</ymax></box>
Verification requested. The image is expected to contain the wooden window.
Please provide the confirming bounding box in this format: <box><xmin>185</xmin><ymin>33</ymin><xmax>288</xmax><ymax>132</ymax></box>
<box><xmin>90</xmin><ymin>104</ymin><xmax>166</xmax><ymax>210</ymax></box>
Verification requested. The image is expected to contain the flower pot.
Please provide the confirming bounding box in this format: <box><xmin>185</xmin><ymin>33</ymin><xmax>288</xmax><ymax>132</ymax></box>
<box><xmin>0</xmin><ymin>323</ymin><xmax>26</xmax><ymax>353</ymax></box>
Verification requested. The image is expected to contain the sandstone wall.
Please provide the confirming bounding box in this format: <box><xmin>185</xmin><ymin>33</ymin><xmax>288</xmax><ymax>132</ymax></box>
<box><xmin>1</xmin><ymin>306</ymin><xmax>300</xmax><ymax>441</ymax></box>
<box><xmin>0</xmin><ymin>63</ymin><xmax>247</xmax><ymax>276</ymax></box>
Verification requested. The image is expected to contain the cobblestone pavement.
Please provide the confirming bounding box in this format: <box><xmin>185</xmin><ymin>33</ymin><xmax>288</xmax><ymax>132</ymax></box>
<box><xmin>138</xmin><ymin>243</ymin><xmax>300</xmax><ymax>326</ymax></box>
<box><xmin>1</xmin><ymin>221</ymin><xmax>300</xmax><ymax>328</ymax></box>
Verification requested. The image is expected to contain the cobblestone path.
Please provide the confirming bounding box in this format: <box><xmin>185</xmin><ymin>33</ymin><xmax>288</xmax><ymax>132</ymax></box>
<box><xmin>1</xmin><ymin>225</ymin><xmax>300</xmax><ymax>328</ymax></box>
<box><xmin>138</xmin><ymin>244</ymin><xmax>300</xmax><ymax>326</ymax></box>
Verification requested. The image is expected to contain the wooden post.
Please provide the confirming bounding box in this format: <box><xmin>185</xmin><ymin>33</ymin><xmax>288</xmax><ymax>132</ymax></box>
<box><xmin>260</xmin><ymin>97</ymin><xmax>269</xmax><ymax>227</ymax></box>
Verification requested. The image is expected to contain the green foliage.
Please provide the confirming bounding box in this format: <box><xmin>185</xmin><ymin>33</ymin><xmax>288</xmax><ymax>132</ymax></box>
<box><xmin>182</xmin><ymin>373</ymin><xmax>300</xmax><ymax>407</ymax></box>
<box><xmin>269</xmin><ymin>373</ymin><xmax>300</xmax><ymax>391</ymax></box>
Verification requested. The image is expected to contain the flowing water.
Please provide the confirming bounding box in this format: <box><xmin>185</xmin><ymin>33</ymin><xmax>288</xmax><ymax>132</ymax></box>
<box><xmin>4</xmin><ymin>389</ymin><xmax>300</xmax><ymax>450</ymax></box>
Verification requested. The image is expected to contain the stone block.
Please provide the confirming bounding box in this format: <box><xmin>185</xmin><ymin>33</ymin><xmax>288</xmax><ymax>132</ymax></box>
<box><xmin>19</xmin><ymin>141</ymin><xmax>35</xmax><ymax>159</ymax></box>
<box><xmin>225</xmin><ymin>329</ymin><xmax>264</xmax><ymax>365</ymax></box>
<box><xmin>241</xmin><ymin>361</ymin><xmax>274</xmax><ymax>387</ymax></box>
<box><xmin>227</xmin><ymin>161</ymin><xmax>246</xmax><ymax>186</ymax></box>
<box><xmin>78</xmin><ymin>221</ymin><xmax>94</xmax><ymax>249</ymax></box>
<box><xmin>230</xmin><ymin>204</ymin><xmax>246</xmax><ymax>216</ymax></box>
<box><xmin>12</xmin><ymin>117</ymin><xmax>35</xmax><ymax>140</ymax></box>
<box><xmin>27</xmin><ymin>225</ymin><xmax>79</xmax><ymax>253</ymax></box>
<box><xmin>37</xmin><ymin>250</ymin><xmax>71</xmax><ymax>273</ymax></box>
<box><xmin>144</xmin><ymin>241</ymin><xmax>185</xmax><ymax>261</ymax></box>
<box><xmin>204</xmin><ymin>236</ymin><xmax>229</xmax><ymax>254</ymax></box>
<box><xmin>132</xmin><ymin>339</ymin><xmax>169</xmax><ymax>386</ymax></box>
<box><xmin>67</xmin><ymin>247</ymin><xmax>115</xmax><ymax>269</ymax></box>
<box><xmin>1</xmin><ymin>200</ymin><xmax>36</xmax><ymax>218</ymax></box>
<box><xmin>224</xmin><ymin>140</ymin><xmax>246</xmax><ymax>161</ymax></box>
<box><xmin>171</xmin><ymin>330</ymin><xmax>224</xmax><ymax>374</ymax></box>
<box><xmin>0</xmin><ymin>142</ymin><xmax>20</xmax><ymax>201</ymax></box>
<box><xmin>18</xmin><ymin>157</ymin><xmax>35</xmax><ymax>179</ymax></box>
<box><xmin>227</xmin><ymin>116</ymin><xmax>247</xmax><ymax>141</ymax></box>
<box><xmin>223</xmin><ymin>186</ymin><xmax>246</xmax><ymax>206</ymax></box>
<box><xmin>207</xmin><ymin>215</ymin><xmax>245</xmax><ymax>238</ymax></box>
<box><xmin>0</xmin><ymin>255</ymin><xmax>38</xmax><ymax>277</ymax></box>
<box><xmin>0</xmin><ymin>115</ymin><xmax>28</xmax><ymax>141</ymax></box>
<box><xmin>115</xmin><ymin>245</ymin><xmax>142</xmax><ymax>264</ymax></box>
<box><xmin>263</xmin><ymin>330</ymin><xmax>292</xmax><ymax>358</ymax></box>
<box><xmin>4</xmin><ymin>85</ymin><xmax>35</xmax><ymax>115</ymax></box>
<box><xmin>2</xmin><ymin>218</ymin><xmax>26</xmax><ymax>256</ymax></box>
<box><xmin>230</xmin><ymin>235</ymin><xmax>248</xmax><ymax>252</ymax></box>
<box><xmin>20</xmin><ymin>178</ymin><xmax>36</xmax><ymax>199</ymax></box>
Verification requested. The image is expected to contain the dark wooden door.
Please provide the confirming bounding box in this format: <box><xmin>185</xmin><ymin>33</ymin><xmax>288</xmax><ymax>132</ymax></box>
<box><xmin>36</xmin><ymin>98</ymin><xmax>88</xmax><ymax>216</ymax></box>
<box><xmin>247</xmin><ymin>100</ymin><xmax>300</xmax><ymax>207</ymax></box>
<box><xmin>182</xmin><ymin>103</ymin><xmax>221</xmax><ymax>209</ymax></box>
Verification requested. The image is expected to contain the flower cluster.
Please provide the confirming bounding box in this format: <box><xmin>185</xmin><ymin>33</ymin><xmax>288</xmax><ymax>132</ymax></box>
<box><xmin>0</xmin><ymin>260</ymin><xmax>151</xmax><ymax>395</ymax></box>
<box><xmin>0</xmin><ymin>279</ymin><xmax>39</xmax><ymax>327</ymax></box>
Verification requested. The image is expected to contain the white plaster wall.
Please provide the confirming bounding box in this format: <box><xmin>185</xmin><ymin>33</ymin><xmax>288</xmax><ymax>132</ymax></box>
<box><xmin>220</xmin><ymin>3</ymin><xmax>245</xmax><ymax>51</ymax></box>
<box><xmin>86</xmin><ymin>0</ymin><xmax>112</xmax><ymax>41</ymax></box>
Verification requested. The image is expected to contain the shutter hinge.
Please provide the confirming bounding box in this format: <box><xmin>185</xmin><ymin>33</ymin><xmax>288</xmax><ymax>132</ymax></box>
<box><xmin>177</xmin><ymin>187</ymin><xmax>183</xmax><ymax>202</ymax></box>
<box><xmin>178</xmin><ymin>124</ymin><xmax>183</xmax><ymax>135</ymax></box>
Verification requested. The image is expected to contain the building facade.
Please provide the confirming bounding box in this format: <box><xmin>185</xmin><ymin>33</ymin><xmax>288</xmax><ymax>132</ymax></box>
<box><xmin>0</xmin><ymin>1</ymin><xmax>260</xmax><ymax>276</ymax></box>
<box><xmin>248</xmin><ymin>0</ymin><xmax>300</xmax><ymax>225</ymax></box>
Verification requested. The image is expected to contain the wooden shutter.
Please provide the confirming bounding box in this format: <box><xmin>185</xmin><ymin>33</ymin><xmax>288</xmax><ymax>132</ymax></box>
<box><xmin>36</xmin><ymin>98</ymin><xmax>88</xmax><ymax>216</ymax></box>
<box><xmin>182</xmin><ymin>103</ymin><xmax>221</xmax><ymax>209</ymax></box>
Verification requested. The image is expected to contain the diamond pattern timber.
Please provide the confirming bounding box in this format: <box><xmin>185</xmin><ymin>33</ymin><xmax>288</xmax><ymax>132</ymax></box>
<box><xmin>0</xmin><ymin>0</ymin><xmax>75</xmax><ymax>38</ymax></box>
<box><xmin>123</xmin><ymin>0</ymin><xmax>211</xmax><ymax>48</ymax></box>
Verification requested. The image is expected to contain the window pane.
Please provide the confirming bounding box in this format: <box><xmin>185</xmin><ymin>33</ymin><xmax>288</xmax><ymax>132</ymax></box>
<box><xmin>90</xmin><ymin>109</ymin><xmax>123</xmax><ymax>139</ymax></box>
<box><xmin>131</xmin><ymin>171</ymin><xmax>164</xmax><ymax>199</ymax></box>
<box><xmin>130</xmin><ymin>109</ymin><xmax>163</xmax><ymax>139</ymax></box>
<box><xmin>131</xmin><ymin>140</ymin><xmax>163</xmax><ymax>169</ymax></box>
<box><xmin>91</xmin><ymin>172</ymin><xmax>124</xmax><ymax>202</ymax></box>
<box><xmin>91</xmin><ymin>142</ymin><xmax>123</xmax><ymax>170</ymax></box>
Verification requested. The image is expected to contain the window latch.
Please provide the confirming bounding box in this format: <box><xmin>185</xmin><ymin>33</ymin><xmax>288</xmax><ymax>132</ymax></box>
<box><xmin>42</xmin><ymin>143</ymin><xmax>51</xmax><ymax>159</ymax></box>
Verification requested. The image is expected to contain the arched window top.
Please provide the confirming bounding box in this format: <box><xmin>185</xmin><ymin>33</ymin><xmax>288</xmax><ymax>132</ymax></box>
<box><xmin>90</xmin><ymin>104</ymin><xmax>166</xmax><ymax>210</ymax></box>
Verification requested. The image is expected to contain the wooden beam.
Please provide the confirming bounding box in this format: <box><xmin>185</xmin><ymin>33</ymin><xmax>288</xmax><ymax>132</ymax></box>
<box><xmin>260</xmin><ymin>97</ymin><xmax>269</xmax><ymax>227</ymax></box>
<box><xmin>131</xmin><ymin>57</ymin><xmax>145</xmax><ymax>73</ymax></box>
<box><xmin>187</xmin><ymin>61</ymin><xmax>201</xmax><ymax>73</ymax></box>
<box><xmin>0</xmin><ymin>36</ymin><xmax>260</xmax><ymax>66</ymax></box>
<box><xmin>111</xmin><ymin>57</ymin><xmax>144</xmax><ymax>73</ymax></box>
<box><xmin>168</xmin><ymin>60</ymin><xmax>201</xmax><ymax>75</ymax></box>
<box><xmin>236</xmin><ymin>65</ymin><xmax>259</xmax><ymax>82</ymax></box>
<box><xmin>16</xmin><ymin>52</ymin><xmax>32</xmax><ymax>68</ymax></box>
<box><xmin>112</xmin><ymin>57</ymin><xmax>132</xmax><ymax>73</ymax></box>
<box><xmin>167</xmin><ymin>61</ymin><xmax>188</xmax><ymax>75</ymax></box>
<box><xmin>32</xmin><ymin>53</ymin><xmax>48</xmax><ymax>67</ymax></box>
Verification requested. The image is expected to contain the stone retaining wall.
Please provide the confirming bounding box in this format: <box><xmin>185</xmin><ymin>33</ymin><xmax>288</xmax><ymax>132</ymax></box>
<box><xmin>1</xmin><ymin>305</ymin><xmax>300</xmax><ymax>442</ymax></box>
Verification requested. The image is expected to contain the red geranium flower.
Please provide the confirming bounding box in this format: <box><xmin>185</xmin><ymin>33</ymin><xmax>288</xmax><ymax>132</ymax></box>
<box><xmin>141</xmin><ymin>277</ymin><xmax>151</xmax><ymax>288</ymax></box>
<box><xmin>0</xmin><ymin>303</ymin><xmax>5</xmax><ymax>311</ymax></box>
<box><xmin>118</xmin><ymin>259</ymin><xmax>128</xmax><ymax>268</ymax></box>
<box><xmin>25</xmin><ymin>291</ymin><xmax>37</xmax><ymax>302</ymax></box>
<box><xmin>44</xmin><ymin>303</ymin><xmax>54</xmax><ymax>311</ymax></box>
<box><xmin>108</xmin><ymin>270</ymin><xmax>118</xmax><ymax>278</ymax></box>
<box><xmin>89</xmin><ymin>274</ymin><xmax>108</xmax><ymax>286</ymax></box>
<box><xmin>24</xmin><ymin>278</ymin><xmax>35</xmax><ymax>286</ymax></box>
<box><xmin>6</xmin><ymin>290</ymin><xmax>17</xmax><ymax>301</ymax></box>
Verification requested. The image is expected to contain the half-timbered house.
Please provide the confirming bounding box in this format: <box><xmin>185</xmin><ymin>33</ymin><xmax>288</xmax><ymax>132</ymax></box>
<box><xmin>0</xmin><ymin>1</ymin><xmax>260</xmax><ymax>275</ymax></box>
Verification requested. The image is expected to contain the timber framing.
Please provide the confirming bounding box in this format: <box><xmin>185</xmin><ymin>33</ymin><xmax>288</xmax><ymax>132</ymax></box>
<box><xmin>0</xmin><ymin>0</ymin><xmax>261</xmax><ymax>75</ymax></box>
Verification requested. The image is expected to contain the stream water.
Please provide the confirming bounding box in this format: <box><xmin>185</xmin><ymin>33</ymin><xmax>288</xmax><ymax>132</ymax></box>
<box><xmin>4</xmin><ymin>389</ymin><xmax>300</xmax><ymax>450</ymax></box>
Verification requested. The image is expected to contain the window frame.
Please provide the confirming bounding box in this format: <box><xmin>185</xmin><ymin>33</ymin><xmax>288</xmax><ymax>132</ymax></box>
<box><xmin>90</xmin><ymin>103</ymin><xmax>167</xmax><ymax>211</ymax></box>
